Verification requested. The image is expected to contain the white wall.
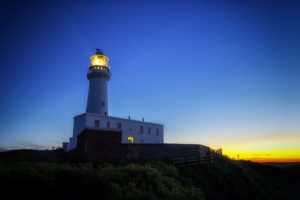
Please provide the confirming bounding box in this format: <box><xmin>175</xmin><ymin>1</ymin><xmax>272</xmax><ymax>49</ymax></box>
<box><xmin>86</xmin><ymin>77</ymin><xmax>108</xmax><ymax>116</ymax></box>
<box><xmin>69</xmin><ymin>114</ymin><xmax>86</xmax><ymax>150</ymax></box>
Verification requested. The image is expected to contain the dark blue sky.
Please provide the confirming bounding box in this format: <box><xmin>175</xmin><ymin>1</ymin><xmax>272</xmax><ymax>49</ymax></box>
<box><xmin>0</xmin><ymin>0</ymin><xmax>299</xmax><ymax>152</ymax></box>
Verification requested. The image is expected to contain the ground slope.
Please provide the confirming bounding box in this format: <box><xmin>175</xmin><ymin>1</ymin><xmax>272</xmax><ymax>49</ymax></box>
<box><xmin>0</xmin><ymin>150</ymin><xmax>299</xmax><ymax>200</ymax></box>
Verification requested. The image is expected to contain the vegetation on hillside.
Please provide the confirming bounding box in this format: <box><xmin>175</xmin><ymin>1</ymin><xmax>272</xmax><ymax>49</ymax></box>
<box><xmin>179</xmin><ymin>156</ymin><xmax>300</xmax><ymax>200</ymax></box>
<box><xmin>0</xmin><ymin>152</ymin><xmax>203</xmax><ymax>200</ymax></box>
<box><xmin>0</xmin><ymin>149</ymin><xmax>299</xmax><ymax>200</ymax></box>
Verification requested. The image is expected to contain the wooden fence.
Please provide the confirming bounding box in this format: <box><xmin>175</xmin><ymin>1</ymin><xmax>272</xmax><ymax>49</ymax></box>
<box><xmin>171</xmin><ymin>152</ymin><xmax>215</xmax><ymax>166</ymax></box>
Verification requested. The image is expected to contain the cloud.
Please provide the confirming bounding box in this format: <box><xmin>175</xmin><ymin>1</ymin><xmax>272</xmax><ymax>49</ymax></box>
<box><xmin>0</xmin><ymin>142</ymin><xmax>53</xmax><ymax>150</ymax></box>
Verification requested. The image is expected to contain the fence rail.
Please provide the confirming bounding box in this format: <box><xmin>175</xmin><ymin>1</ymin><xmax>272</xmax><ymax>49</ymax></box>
<box><xmin>172</xmin><ymin>153</ymin><xmax>215</xmax><ymax>166</ymax></box>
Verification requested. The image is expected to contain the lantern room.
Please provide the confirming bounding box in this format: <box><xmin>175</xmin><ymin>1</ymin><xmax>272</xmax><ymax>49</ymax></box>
<box><xmin>89</xmin><ymin>49</ymin><xmax>109</xmax><ymax>69</ymax></box>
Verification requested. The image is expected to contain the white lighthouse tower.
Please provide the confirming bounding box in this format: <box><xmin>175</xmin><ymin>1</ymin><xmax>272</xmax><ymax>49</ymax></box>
<box><xmin>66</xmin><ymin>49</ymin><xmax>164</xmax><ymax>150</ymax></box>
<box><xmin>86</xmin><ymin>49</ymin><xmax>110</xmax><ymax>116</ymax></box>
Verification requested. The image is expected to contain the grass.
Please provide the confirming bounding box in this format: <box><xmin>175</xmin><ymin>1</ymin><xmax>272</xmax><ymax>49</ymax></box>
<box><xmin>0</xmin><ymin>149</ymin><xmax>299</xmax><ymax>200</ymax></box>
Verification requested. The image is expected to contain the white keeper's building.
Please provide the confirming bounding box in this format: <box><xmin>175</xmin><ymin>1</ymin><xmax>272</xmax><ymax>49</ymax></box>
<box><xmin>65</xmin><ymin>49</ymin><xmax>164</xmax><ymax>150</ymax></box>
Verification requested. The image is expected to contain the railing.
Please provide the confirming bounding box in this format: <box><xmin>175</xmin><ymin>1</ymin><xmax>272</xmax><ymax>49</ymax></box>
<box><xmin>88</xmin><ymin>66</ymin><xmax>111</xmax><ymax>74</ymax></box>
<box><xmin>172</xmin><ymin>153</ymin><xmax>215</xmax><ymax>166</ymax></box>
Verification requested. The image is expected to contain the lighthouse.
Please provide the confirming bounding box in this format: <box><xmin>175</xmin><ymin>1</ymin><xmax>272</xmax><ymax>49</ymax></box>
<box><xmin>60</xmin><ymin>49</ymin><xmax>214</xmax><ymax>165</ymax></box>
<box><xmin>66</xmin><ymin>49</ymin><xmax>164</xmax><ymax>150</ymax></box>
<box><xmin>86</xmin><ymin>49</ymin><xmax>110</xmax><ymax>116</ymax></box>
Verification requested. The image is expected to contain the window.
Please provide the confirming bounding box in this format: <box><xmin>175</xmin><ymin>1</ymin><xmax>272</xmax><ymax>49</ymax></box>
<box><xmin>156</xmin><ymin>128</ymin><xmax>159</xmax><ymax>135</ymax></box>
<box><xmin>139</xmin><ymin>126</ymin><xmax>143</xmax><ymax>134</ymax></box>
<box><xmin>128</xmin><ymin>136</ymin><xmax>134</xmax><ymax>144</ymax></box>
<box><xmin>117</xmin><ymin>122</ymin><xmax>122</xmax><ymax>129</ymax></box>
<box><xmin>107</xmin><ymin>121</ymin><xmax>110</xmax><ymax>128</ymax></box>
<box><xmin>104</xmin><ymin>112</ymin><xmax>107</xmax><ymax>116</ymax></box>
<box><xmin>148</xmin><ymin>127</ymin><xmax>151</xmax><ymax>134</ymax></box>
<box><xmin>95</xmin><ymin>120</ymin><xmax>100</xmax><ymax>128</ymax></box>
<box><xmin>102</xmin><ymin>102</ymin><xmax>105</xmax><ymax>107</ymax></box>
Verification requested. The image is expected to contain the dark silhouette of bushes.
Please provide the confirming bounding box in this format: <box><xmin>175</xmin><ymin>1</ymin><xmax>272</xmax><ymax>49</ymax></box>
<box><xmin>0</xmin><ymin>161</ymin><xmax>204</xmax><ymax>200</ymax></box>
<box><xmin>181</xmin><ymin>156</ymin><xmax>300</xmax><ymax>200</ymax></box>
<box><xmin>0</xmin><ymin>150</ymin><xmax>299</xmax><ymax>200</ymax></box>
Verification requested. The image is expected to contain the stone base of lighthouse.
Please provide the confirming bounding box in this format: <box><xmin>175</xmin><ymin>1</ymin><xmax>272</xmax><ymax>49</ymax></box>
<box><xmin>75</xmin><ymin>129</ymin><xmax>213</xmax><ymax>163</ymax></box>
<box><xmin>77</xmin><ymin>129</ymin><xmax>122</xmax><ymax>161</ymax></box>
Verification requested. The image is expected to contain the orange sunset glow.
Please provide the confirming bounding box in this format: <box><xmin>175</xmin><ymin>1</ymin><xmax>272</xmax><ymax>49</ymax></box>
<box><xmin>222</xmin><ymin>132</ymin><xmax>300</xmax><ymax>162</ymax></box>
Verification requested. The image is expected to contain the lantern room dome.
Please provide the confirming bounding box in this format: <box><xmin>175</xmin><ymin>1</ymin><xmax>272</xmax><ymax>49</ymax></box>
<box><xmin>90</xmin><ymin>49</ymin><xmax>109</xmax><ymax>68</ymax></box>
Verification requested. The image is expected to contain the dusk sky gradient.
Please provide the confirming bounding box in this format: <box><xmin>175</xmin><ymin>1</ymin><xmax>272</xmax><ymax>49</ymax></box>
<box><xmin>0</xmin><ymin>0</ymin><xmax>299</xmax><ymax>161</ymax></box>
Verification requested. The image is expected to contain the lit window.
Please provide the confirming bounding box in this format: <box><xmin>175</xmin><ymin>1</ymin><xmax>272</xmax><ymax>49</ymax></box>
<box><xmin>128</xmin><ymin>136</ymin><xmax>134</xmax><ymax>144</ymax></box>
<box><xmin>95</xmin><ymin>120</ymin><xmax>100</xmax><ymax>128</ymax></box>
<box><xmin>139</xmin><ymin>126</ymin><xmax>143</xmax><ymax>134</ymax></box>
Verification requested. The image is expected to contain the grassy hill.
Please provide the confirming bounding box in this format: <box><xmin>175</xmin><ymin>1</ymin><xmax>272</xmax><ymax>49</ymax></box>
<box><xmin>0</xmin><ymin>149</ymin><xmax>299</xmax><ymax>200</ymax></box>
